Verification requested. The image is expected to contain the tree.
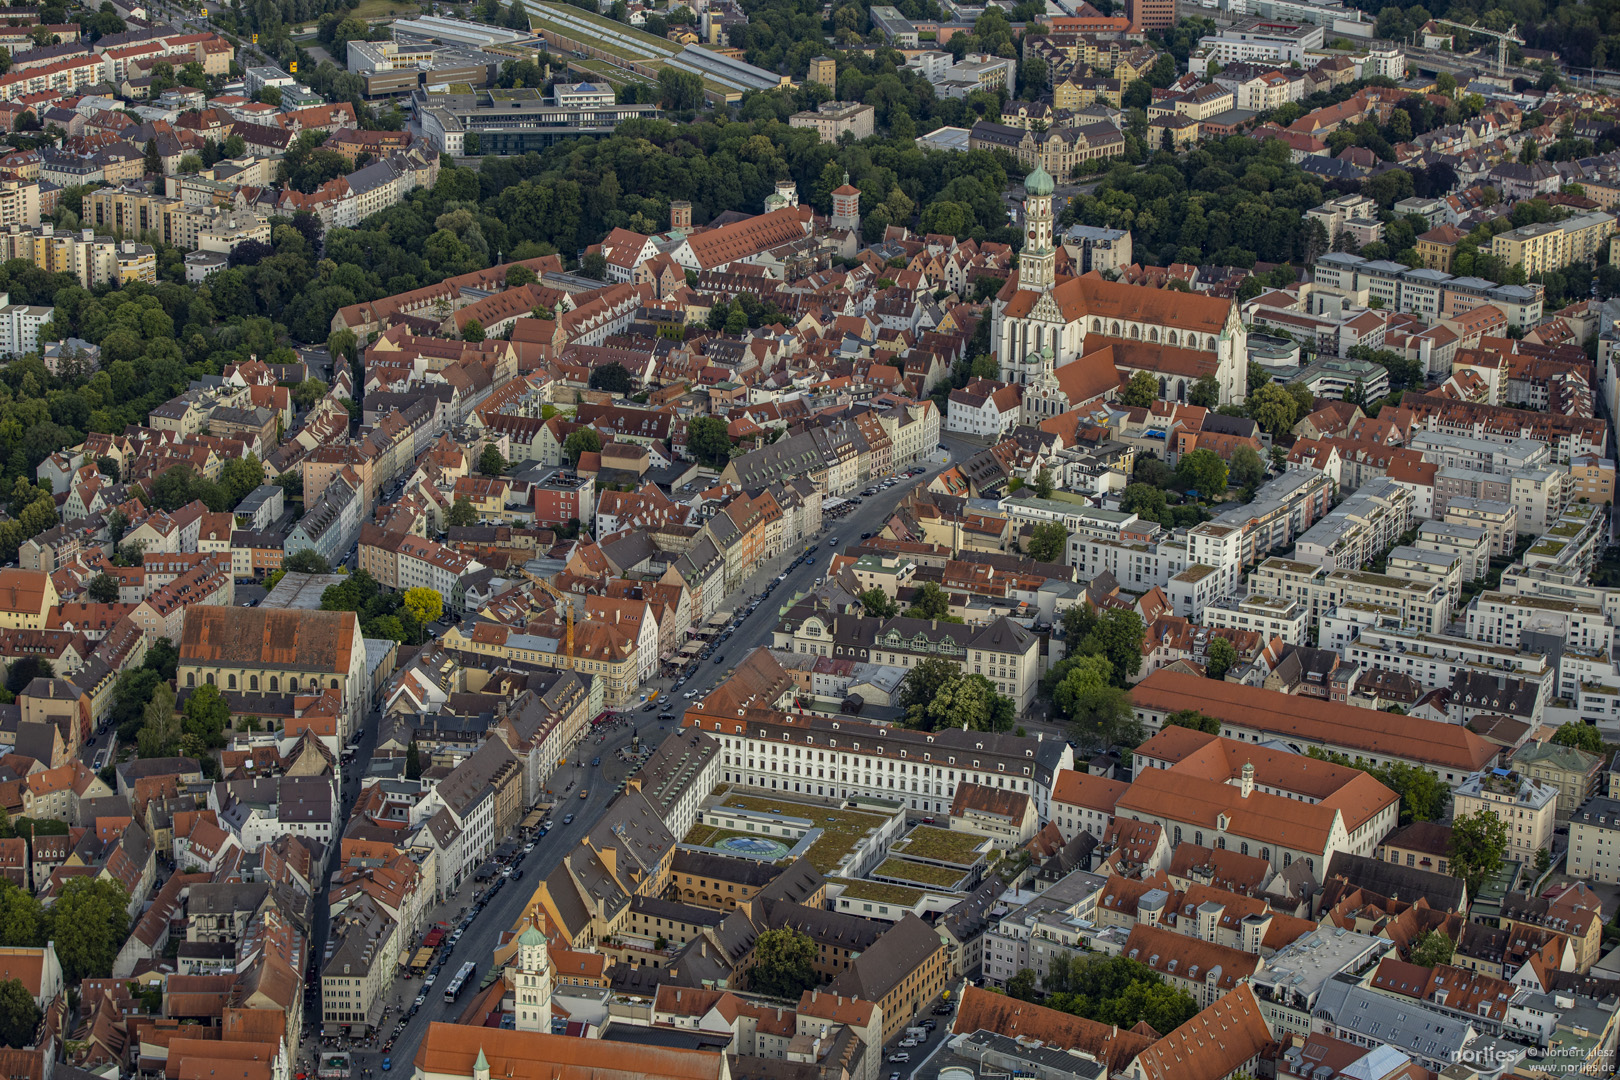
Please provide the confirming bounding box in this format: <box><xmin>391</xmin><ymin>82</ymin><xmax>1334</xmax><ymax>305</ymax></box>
<box><xmin>0</xmin><ymin>881</ymin><xmax>40</xmax><ymax>950</ymax></box>
<box><xmin>858</xmin><ymin>589</ymin><xmax>898</xmax><ymax>618</ymax></box>
<box><xmin>906</xmin><ymin>582</ymin><xmax>954</xmax><ymax>620</ymax></box>
<box><xmin>1006</xmin><ymin>969</ymin><xmax>1039</xmax><ymax>1001</ymax></box>
<box><xmin>406</xmin><ymin>740</ymin><xmax>422</xmax><ymax>780</ymax></box>
<box><xmin>1040</xmin><ymin>951</ymin><xmax>1198</xmax><ymax>1034</ymax></box>
<box><xmin>4</xmin><ymin>658</ymin><xmax>51</xmax><ymax>698</ymax></box>
<box><xmin>1064</xmin><ymin>606</ymin><xmax>1145</xmax><ymax>685</ymax></box>
<box><xmin>687</xmin><ymin>416</ymin><xmax>733</xmax><ymax>467</ymax></box>
<box><xmin>143</xmin><ymin>137</ymin><xmax>160</xmax><ymax>174</ymax></box>
<box><xmin>749</xmin><ymin>926</ymin><xmax>817</xmax><ymax>999</ymax></box>
<box><xmin>1409</xmin><ymin>929</ymin><xmax>1454</xmax><ymax>968</ymax></box>
<box><xmin>1205</xmin><ymin>636</ymin><xmax>1238</xmax><ymax>681</ymax></box>
<box><xmin>563</xmin><ymin>428</ymin><xmax>602</xmax><ymax>465</ymax></box>
<box><xmin>1119</xmin><ymin>370</ymin><xmax>1158</xmax><ymax>408</ymax></box>
<box><xmin>447</xmin><ymin>497</ymin><xmax>478</xmax><ymax>528</ymax></box>
<box><xmin>588</xmin><ymin>362</ymin><xmax>633</xmax><ymax>394</ymax></box>
<box><xmin>1028</xmin><ymin>522</ymin><xmax>1068</xmax><ymax>562</ymax></box>
<box><xmin>1229</xmin><ymin>446</ymin><xmax>1264</xmax><ymax>490</ymax></box>
<box><xmin>1120</xmin><ymin>483</ymin><xmax>1167</xmax><ymax>523</ymax></box>
<box><xmin>136</xmin><ymin>678</ymin><xmax>181</xmax><ymax>758</ymax></box>
<box><xmin>283</xmin><ymin>550</ymin><xmax>331</xmax><ymax>574</ymax></box>
<box><xmin>292</xmin><ymin>378</ymin><xmax>327</xmax><ymax>409</ymax></box>
<box><xmin>1163</xmin><ymin>709</ymin><xmax>1220</xmax><ymax>734</ymax></box>
<box><xmin>1032</xmin><ymin>467</ymin><xmax>1054</xmax><ymax>500</ymax></box>
<box><xmin>1052</xmin><ymin>654</ymin><xmax>1139</xmax><ymax>748</ymax></box>
<box><xmin>1188</xmin><ymin>375</ymin><xmax>1220</xmax><ymax>408</ymax></box>
<box><xmin>1176</xmin><ymin>449</ymin><xmax>1228</xmax><ymax>498</ymax></box>
<box><xmin>1247</xmin><ymin>381</ymin><xmax>1300</xmax><ymax>437</ymax></box>
<box><xmin>402</xmin><ymin>588</ymin><xmax>444</xmax><ymax>629</ymax></box>
<box><xmin>182</xmin><ymin>682</ymin><xmax>230</xmax><ymax>747</ymax></box>
<box><xmin>478</xmin><ymin>444</ymin><xmax>508</xmax><ymax>476</ymax></box>
<box><xmin>461</xmin><ymin>319</ymin><xmax>485</xmax><ymax>343</ymax></box>
<box><xmin>1552</xmin><ymin>721</ymin><xmax>1604</xmax><ymax>755</ymax></box>
<box><xmin>88</xmin><ymin>572</ymin><xmax>121</xmax><ymax>604</ymax></box>
<box><xmin>0</xmin><ymin>978</ymin><xmax>38</xmax><ymax>1049</ymax></box>
<box><xmin>1305</xmin><ymin>749</ymin><xmax>1444</xmax><ymax>825</ymax></box>
<box><xmin>46</xmin><ymin>876</ymin><xmax>129</xmax><ymax>983</ymax></box>
<box><xmin>1449</xmin><ymin>809</ymin><xmax>1509</xmax><ymax>895</ymax></box>
<box><xmin>898</xmin><ymin>658</ymin><xmax>962</xmax><ymax>724</ymax></box>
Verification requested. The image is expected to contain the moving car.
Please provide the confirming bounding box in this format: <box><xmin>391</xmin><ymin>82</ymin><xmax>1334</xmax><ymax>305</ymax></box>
<box><xmin>591</xmin><ymin>756</ymin><xmax>601</xmax><ymax>766</ymax></box>
<box><xmin>887</xmin><ymin>1054</ymin><xmax>909</xmax><ymax>1064</ymax></box>
<box><xmin>563</xmin><ymin>814</ymin><xmax>574</xmax><ymax>824</ymax></box>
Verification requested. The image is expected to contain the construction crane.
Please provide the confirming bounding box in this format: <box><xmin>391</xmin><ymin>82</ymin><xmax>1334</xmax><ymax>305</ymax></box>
<box><xmin>522</xmin><ymin>569</ymin><xmax>575</xmax><ymax>670</ymax></box>
<box><xmin>1432</xmin><ymin>19</ymin><xmax>1526</xmax><ymax>78</ymax></box>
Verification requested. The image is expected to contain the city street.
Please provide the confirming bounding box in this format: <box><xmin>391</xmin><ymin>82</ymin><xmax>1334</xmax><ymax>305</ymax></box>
<box><xmin>305</xmin><ymin>435</ymin><xmax>985</xmax><ymax>1075</ymax></box>
<box><xmin>638</xmin><ymin>437</ymin><xmax>978</xmax><ymax>709</ymax></box>
<box><xmin>307</xmin><ymin>713</ymin><xmax>658</xmax><ymax>1076</ymax></box>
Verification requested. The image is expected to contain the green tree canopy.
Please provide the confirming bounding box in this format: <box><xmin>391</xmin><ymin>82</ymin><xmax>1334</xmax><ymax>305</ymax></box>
<box><xmin>47</xmin><ymin>877</ymin><xmax>129</xmax><ymax>983</ymax></box>
<box><xmin>687</xmin><ymin>416</ymin><xmax>733</xmax><ymax>467</ymax></box>
<box><xmin>0</xmin><ymin>978</ymin><xmax>38</xmax><ymax>1048</ymax></box>
<box><xmin>1027</xmin><ymin>521</ymin><xmax>1068</xmax><ymax>563</ymax></box>
<box><xmin>1204</xmin><ymin>636</ymin><xmax>1238</xmax><ymax>680</ymax></box>
<box><xmin>906</xmin><ymin>581</ymin><xmax>956</xmax><ymax>621</ymax></box>
<box><xmin>1176</xmin><ymin>449</ymin><xmax>1228</xmax><ymax>498</ymax></box>
<box><xmin>0</xmin><ymin>880</ymin><xmax>42</xmax><ymax>949</ymax></box>
<box><xmin>1119</xmin><ymin>370</ymin><xmax>1158</xmax><ymax>408</ymax></box>
<box><xmin>87</xmin><ymin>572</ymin><xmax>120</xmax><ymax>604</ymax></box>
<box><xmin>283</xmin><ymin>550</ymin><xmax>332</xmax><ymax>574</ymax></box>
<box><xmin>563</xmin><ymin>428</ymin><xmax>602</xmax><ymax>465</ymax></box>
<box><xmin>588</xmin><ymin>362</ymin><xmax>633</xmax><ymax>394</ymax></box>
<box><xmin>447</xmin><ymin>497</ymin><xmax>478</xmax><ymax>528</ymax></box>
<box><xmin>1409</xmin><ymin>929</ymin><xmax>1454</xmax><ymax>968</ymax></box>
<box><xmin>1163</xmin><ymin>709</ymin><xmax>1220</xmax><ymax>734</ymax></box>
<box><xmin>478</xmin><ymin>444</ymin><xmax>508</xmax><ymax>476</ymax></box>
<box><xmin>182</xmin><ymin>682</ymin><xmax>230</xmax><ymax>748</ymax></box>
<box><xmin>749</xmin><ymin>926</ymin><xmax>817</xmax><ymax>999</ymax></box>
<box><xmin>1449</xmin><ymin>808</ymin><xmax>1509</xmax><ymax>895</ymax></box>
<box><xmin>1040</xmin><ymin>952</ymin><xmax>1199</xmax><ymax>1033</ymax></box>
<box><xmin>858</xmin><ymin>588</ymin><xmax>898</xmax><ymax>619</ymax></box>
<box><xmin>1229</xmin><ymin>446</ymin><xmax>1264</xmax><ymax>490</ymax></box>
<box><xmin>1551</xmin><ymin>722</ymin><xmax>1604</xmax><ymax>755</ymax></box>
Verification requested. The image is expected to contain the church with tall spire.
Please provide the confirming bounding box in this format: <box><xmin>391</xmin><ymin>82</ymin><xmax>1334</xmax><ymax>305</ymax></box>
<box><xmin>990</xmin><ymin>166</ymin><xmax>1248</xmax><ymax>420</ymax></box>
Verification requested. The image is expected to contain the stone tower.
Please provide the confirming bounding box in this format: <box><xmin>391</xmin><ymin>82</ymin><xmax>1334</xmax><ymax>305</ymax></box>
<box><xmin>670</xmin><ymin>199</ymin><xmax>692</xmax><ymax>231</ymax></box>
<box><xmin>1020</xmin><ymin>162</ymin><xmax>1056</xmax><ymax>293</ymax></box>
<box><xmin>830</xmin><ymin>171</ymin><xmax>860</xmax><ymax>233</ymax></box>
<box><xmin>512</xmin><ymin>923</ymin><xmax>552</xmax><ymax>1033</ymax></box>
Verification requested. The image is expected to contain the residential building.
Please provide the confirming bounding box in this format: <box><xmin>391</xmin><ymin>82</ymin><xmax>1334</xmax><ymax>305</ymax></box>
<box><xmin>1451</xmin><ymin>769</ymin><xmax>1557</xmax><ymax>867</ymax></box>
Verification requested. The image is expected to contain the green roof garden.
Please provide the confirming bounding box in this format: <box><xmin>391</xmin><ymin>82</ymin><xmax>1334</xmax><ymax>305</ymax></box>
<box><xmin>873</xmin><ymin>857</ymin><xmax>966</xmax><ymax>888</ymax></box>
<box><xmin>722</xmin><ymin>794</ymin><xmax>889</xmax><ymax>874</ymax></box>
<box><xmin>889</xmin><ymin>825</ymin><xmax>987</xmax><ymax>866</ymax></box>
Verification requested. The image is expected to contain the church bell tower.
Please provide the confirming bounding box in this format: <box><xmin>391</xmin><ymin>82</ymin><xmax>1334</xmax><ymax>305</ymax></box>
<box><xmin>1021</xmin><ymin>162</ymin><xmax>1056</xmax><ymax>293</ymax></box>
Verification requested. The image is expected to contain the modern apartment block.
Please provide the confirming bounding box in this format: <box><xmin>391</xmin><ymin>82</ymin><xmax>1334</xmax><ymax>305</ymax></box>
<box><xmin>1312</xmin><ymin>252</ymin><xmax>1545</xmax><ymax>328</ymax></box>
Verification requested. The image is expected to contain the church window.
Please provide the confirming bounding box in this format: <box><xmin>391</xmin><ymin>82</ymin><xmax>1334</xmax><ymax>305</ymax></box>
<box><xmin>1168</xmin><ymin>331</ymin><xmax>1178</xmax><ymax>346</ymax></box>
<box><xmin>1092</xmin><ymin>319</ymin><xmax>1101</xmax><ymax>331</ymax></box>
<box><xmin>1111</xmin><ymin>321</ymin><xmax>1120</xmax><ymax>335</ymax></box>
<box><xmin>1150</xmin><ymin>328</ymin><xmax>1159</xmax><ymax>342</ymax></box>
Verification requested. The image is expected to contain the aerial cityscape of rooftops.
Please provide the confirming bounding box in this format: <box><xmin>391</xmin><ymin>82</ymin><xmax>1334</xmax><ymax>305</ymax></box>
<box><xmin>3</xmin><ymin>0</ymin><xmax>1620</xmax><ymax>1076</ymax></box>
